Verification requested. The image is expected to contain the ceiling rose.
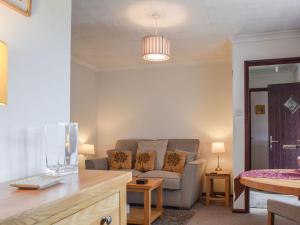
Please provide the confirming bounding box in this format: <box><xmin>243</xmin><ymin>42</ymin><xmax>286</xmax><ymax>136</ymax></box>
<box><xmin>126</xmin><ymin>1</ymin><xmax>187</xmax><ymax>28</ymax></box>
<box><xmin>142</xmin><ymin>14</ymin><xmax>170</xmax><ymax>62</ymax></box>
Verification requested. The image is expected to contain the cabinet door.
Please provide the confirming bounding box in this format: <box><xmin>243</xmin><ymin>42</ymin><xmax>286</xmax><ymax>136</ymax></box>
<box><xmin>54</xmin><ymin>193</ymin><xmax>119</xmax><ymax>225</ymax></box>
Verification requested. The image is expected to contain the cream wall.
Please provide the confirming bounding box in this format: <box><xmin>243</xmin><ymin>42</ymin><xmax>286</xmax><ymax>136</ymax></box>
<box><xmin>232</xmin><ymin>31</ymin><xmax>300</xmax><ymax>209</ymax></box>
<box><xmin>0</xmin><ymin>1</ymin><xmax>71</xmax><ymax>182</ymax></box>
<box><xmin>71</xmin><ymin>62</ymin><xmax>98</xmax><ymax>147</ymax></box>
<box><xmin>96</xmin><ymin>63</ymin><xmax>233</xmax><ymax>191</ymax></box>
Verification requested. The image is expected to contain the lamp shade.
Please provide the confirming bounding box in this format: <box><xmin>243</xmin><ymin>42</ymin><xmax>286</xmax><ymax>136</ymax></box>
<box><xmin>142</xmin><ymin>35</ymin><xmax>170</xmax><ymax>61</ymax></box>
<box><xmin>211</xmin><ymin>142</ymin><xmax>225</xmax><ymax>153</ymax></box>
<box><xmin>79</xmin><ymin>144</ymin><xmax>95</xmax><ymax>155</ymax></box>
<box><xmin>0</xmin><ymin>41</ymin><xmax>8</xmax><ymax>105</ymax></box>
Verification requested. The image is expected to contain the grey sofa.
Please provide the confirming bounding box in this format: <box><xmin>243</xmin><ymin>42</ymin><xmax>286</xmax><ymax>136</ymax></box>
<box><xmin>85</xmin><ymin>139</ymin><xmax>206</xmax><ymax>208</ymax></box>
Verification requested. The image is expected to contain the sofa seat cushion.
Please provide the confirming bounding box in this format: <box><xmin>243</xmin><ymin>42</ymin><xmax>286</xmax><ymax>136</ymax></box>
<box><xmin>132</xmin><ymin>169</ymin><xmax>143</xmax><ymax>177</ymax></box>
<box><xmin>110</xmin><ymin>169</ymin><xmax>142</xmax><ymax>178</ymax></box>
<box><xmin>138</xmin><ymin>170</ymin><xmax>182</xmax><ymax>190</ymax></box>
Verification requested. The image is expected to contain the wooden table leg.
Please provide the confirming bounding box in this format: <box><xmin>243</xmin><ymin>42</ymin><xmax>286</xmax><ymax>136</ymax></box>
<box><xmin>225</xmin><ymin>176</ymin><xmax>230</xmax><ymax>207</ymax></box>
<box><xmin>156</xmin><ymin>184</ymin><xmax>163</xmax><ymax>219</ymax></box>
<box><xmin>206</xmin><ymin>176</ymin><xmax>211</xmax><ymax>206</ymax></box>
<box><xmin>144</xmin><ymin>190</ymin><xmax>151</xmax><ymax>225</ymax></box>
<box><xmin>210</xmin><ymin>178</ymin><xmax>214</xmax><ymax>196</ymax></box>
<box><xmin>268</xmin><ymin>212</ymin><xmax>275</xmax><ymax>225</ymax></box>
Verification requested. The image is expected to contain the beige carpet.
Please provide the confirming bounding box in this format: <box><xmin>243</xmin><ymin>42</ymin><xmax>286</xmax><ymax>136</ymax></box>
<box><xmin>187</xmin><ymin>202</ymin><xmax>298</xmax><ymax>225</ymax></box>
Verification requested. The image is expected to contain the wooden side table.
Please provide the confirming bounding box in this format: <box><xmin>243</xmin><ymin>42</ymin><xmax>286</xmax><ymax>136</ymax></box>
<box><xmin>127</xmin><ymin>178</ymin><xmax>163</xmax><ymax>225</ymax></box>
<box><xmin>205</xmin><ymin>171</ymin><xmax>231</xmax><ymax>207</ymax></box>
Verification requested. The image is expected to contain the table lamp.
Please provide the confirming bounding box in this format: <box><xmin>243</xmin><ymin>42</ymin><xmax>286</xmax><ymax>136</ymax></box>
<box><xmin>79</xmin><ymin>144</ymin><xmax>95</xmax><ymax>156</ymax></box>
<box><xmin>78</xmin><ymin>144</ymin><xmax>95</xmax><ymax>169</ymax></box>
<box><xmin>0</xmin><ymin>41</ymin><xmax>8</xmax><ymax>106</ymax></box>
<box><xmin>212</xmin><ymin>142</ymin><xmax>225</xmax><ymax>171</ymax></box>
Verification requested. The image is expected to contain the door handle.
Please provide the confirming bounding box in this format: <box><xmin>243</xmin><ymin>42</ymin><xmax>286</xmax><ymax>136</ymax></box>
<box><xmin>270</xmin><ymin>136</ymin><xmax>279</xmax><ymax>149</ymax></box>
<box><xmin>100</xmin><ymin>216</ymin><xmax>112</xmax><ymax>225</ymax></box>
<box><xmin>297</xmin><ymin>140</ymin><xmax>300</xmax><ymax>142</ymax></box>
<box><xmin>270</xmin><ymin>136</ymin><xmax>279</xmax><ymax>143</ymax></box>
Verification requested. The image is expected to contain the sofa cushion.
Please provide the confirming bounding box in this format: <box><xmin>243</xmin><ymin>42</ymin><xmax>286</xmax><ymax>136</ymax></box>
<box><xmin>134</xmin><ymin>151</ymin><xmax>156</xmax><ymax>172</ymax></box>
<box><xmin>138</xmin><ymin>170</ymin><xmax>182</xmax><ymax>190</ymax></box>
<box><xmin>137</xmin><ymin>140</ymin><xmax>168</xmax><ymax>170</ymax></box>
<box><xmin>163</xmin><ymin>151</ymin><xmax>186</xmax><ymax>173</ymax></box>
<box><xmin>107</xmin><ymin>150</ymin><xmax>132</xmax><ymax>170</ymax></box>
<box><xmin>172</xmin><ymin>149</ymin><xmax>196</xmax><ymax>163</ymax></box>
<box><xmin>166</xmin><ymin>139</ymin><xmax>199</xmax><ymax>154</ymax></box>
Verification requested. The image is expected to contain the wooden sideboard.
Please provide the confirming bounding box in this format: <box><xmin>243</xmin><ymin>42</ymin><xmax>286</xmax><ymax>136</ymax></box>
<box><xmin>0</xmin><ymin>170</ymin><xmax>132</xmax><ymax>225</ymax></box>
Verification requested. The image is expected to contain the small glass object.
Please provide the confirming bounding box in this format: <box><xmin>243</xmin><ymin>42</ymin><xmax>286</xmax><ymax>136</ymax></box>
<box><xmin>44</xmin><ymin>123</ymin><xmax>78</xmax><ymax>176</ymax></box>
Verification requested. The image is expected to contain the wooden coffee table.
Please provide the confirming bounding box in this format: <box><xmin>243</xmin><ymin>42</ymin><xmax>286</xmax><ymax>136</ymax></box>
<box><xmin>127</xmin><ymin>178</ymin><xmax>163</xmax><ymax>225</ymax></box>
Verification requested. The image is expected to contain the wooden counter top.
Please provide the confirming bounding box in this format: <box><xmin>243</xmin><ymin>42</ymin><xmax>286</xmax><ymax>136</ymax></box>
<box><xmin>0</xmin><ymin>170</ymin><xmax>132</xmax><ymax>223</ymax></box>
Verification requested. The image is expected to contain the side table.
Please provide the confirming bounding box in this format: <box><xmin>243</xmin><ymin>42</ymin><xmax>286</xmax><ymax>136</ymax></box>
<box><xmin>205</xmin><ymin>170</ymin><xmax>231</xmax><ymax>207</ymax></box>
<box><xmin>127</xmin><ymin>178</ymin><xmax>163</xmax><ymax>225</ymax></box>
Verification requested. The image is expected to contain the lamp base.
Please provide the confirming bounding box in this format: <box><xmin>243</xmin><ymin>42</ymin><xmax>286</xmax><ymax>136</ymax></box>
<box><xmin>215</xmin><ymin>167</ymin><xmax>223</xmax><ymax>171</ymax></box>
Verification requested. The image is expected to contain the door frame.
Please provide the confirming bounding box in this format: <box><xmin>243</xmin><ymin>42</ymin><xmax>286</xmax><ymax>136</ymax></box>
<box><xmin>243</xmin><ymin>57</ymin><xmax>300</xmax><ymax>213</ymax></box>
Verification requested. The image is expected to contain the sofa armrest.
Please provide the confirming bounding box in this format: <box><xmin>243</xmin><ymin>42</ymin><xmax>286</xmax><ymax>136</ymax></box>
<box><xmin>181</xmin><ymin>158</ymin><xmax>207</xmax><ymax>208</ymax></box>
<box><xmin>85</xmin><ymin>157</ymin><xmax>109</xmax><ymax>170</ymax></box>
<box><xmin>188</xmin><ymin>158</ymin><xmax>206</xmax><ymax>165</ymax></box>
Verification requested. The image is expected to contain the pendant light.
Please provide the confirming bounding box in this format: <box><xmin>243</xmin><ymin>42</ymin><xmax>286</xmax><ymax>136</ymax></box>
<box><xmin>142</xmin><ymin>14</ymin><xmax>170</xmax><ymax>62</ymax></box>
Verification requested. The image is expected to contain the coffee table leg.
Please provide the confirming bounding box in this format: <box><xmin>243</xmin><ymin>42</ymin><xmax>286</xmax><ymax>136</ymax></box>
<box><xmin>156</xmin><ymin>184</ymin><xmax>163</xmax><ymax>218</ymax></box>
<box><xmin>144</xmin><ymin>190</ymin><xmax>151</xmax><ymax>225</ymax></box>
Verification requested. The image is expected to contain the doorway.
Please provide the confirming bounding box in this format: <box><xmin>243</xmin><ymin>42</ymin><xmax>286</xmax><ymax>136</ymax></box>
<box><xmin>244</xmin><ymin>57</ymin><xmax>300</xmax><ymax>212</ymax></box>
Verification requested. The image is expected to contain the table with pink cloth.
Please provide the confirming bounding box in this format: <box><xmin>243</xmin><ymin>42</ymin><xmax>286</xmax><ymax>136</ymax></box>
<box><xmin>234</xmin><ymin>169</ymin><xmax>300</xmax><ymax>200</ymax></box>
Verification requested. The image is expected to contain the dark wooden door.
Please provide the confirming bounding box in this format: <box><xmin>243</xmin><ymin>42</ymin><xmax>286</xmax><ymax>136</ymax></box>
<box><xmin>269</xmin><ymin>83</ymin><xmax>300</xmax><ymax>169</ymax></box>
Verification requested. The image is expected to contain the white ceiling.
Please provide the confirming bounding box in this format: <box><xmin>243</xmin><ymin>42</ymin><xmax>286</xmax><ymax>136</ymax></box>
<box><xmin>72</xmin><ymin>0</ymin><xmax>300</xmax><ymax>71</ymax></box>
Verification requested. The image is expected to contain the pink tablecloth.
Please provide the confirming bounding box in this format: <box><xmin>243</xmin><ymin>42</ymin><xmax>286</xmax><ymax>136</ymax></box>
<box><xmin>234</xmin><ymin>169</ymin><xmax>300</xmax><ymax>200</ymax></box>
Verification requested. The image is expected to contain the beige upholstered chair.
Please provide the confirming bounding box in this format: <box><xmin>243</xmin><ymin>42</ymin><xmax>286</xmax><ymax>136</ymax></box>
<box><xmin>267</xmin><ymin>199</ymin><xmax>300</xmax><ymax>225</ymax></box>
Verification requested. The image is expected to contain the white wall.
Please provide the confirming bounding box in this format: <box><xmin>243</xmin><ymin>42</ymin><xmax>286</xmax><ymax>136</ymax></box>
<box><xmin>251</xmin><ymin>91</ymin><xmax>268</xmax><ymax>170</ymax></box>
<box><xmin>232</xmin><ymin>32</ymin><xmax>300</xmax><ymax>209</ymax></box>
<box><xmin>294</xmin><ymin>65</ymin><xmax>300</xmax><ymax>82</ymax></box>
<box><xmin>250</xmin><ymin>70</ymin><xmax>295</xmax><ymax>88</ymax></box>
<box><xmin>0</xmin><ymin>1</ymin><xmax>71</xmax><ymax>182</ymax></box>
<box><xmin>96</xmin><ymin>62</ymin><xmax>233</xmax><ymax>191</ymax></box>
<box><xmin>71</xmin><ymin>62</ymin><xmax>98</xmax><ymax>147</ymax></box>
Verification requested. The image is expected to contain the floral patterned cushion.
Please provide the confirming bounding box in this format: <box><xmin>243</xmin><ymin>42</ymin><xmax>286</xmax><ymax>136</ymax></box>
<box><xmin>134</xmin><ymin>151</ymin><xmax>156</xmax><ymax>172</ymax></box>
<box><xmin>163</xmin><ymin>150</ymin><xmax>187</xmax><ymax>173</ymax></box>
<box><xmin>108</xmin><ymin>150</ymin><xmax>132</xmax><ymax>170</ymax></box>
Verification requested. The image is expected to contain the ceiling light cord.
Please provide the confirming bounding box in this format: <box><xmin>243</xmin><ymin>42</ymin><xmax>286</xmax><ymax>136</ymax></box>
<box><xmin>152</xmin><ymin>13</ymin><xmax>160</xmax><ymax>35</ymax></box>
<box><xmin>155</xmin><ymin>17</ymin><xmax>158</xmax><ymax>35</ymax></box>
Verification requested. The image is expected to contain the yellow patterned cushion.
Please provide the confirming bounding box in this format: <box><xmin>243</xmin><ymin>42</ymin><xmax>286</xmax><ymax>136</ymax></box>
<box><xmin>134</xmin><ymin>151</ymin><xmax>156</xmax><ymax>172</ymax></box>
<box><xmin>109</xmin><ymin>150</ymin><xmax>132</xmax><ymax>170</ymax></box>
<box><xmin>163</xmin><ymin>150</ymin><xmax>187</xmax><ymax>173</ymax></box>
